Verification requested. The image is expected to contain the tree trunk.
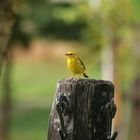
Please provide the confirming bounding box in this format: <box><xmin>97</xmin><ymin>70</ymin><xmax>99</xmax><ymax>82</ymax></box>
<box><xmin>0</xmin><ymin>0</ymin><xmax>16</xmax><ymax>140</ymax></box>
<box><xmin>48</xmin><ymin>78</ymin><xmax>117</xmax><ymax>140</ymax></box>
<box><xmin>0</xmin><ymin>57</ymin><xmax>13</xmax><ymax>140</ymax></box>
<box><xmin>0</xmin><ymin>0</ymin><xmax>15</xmax><ymax>77</ymax></box>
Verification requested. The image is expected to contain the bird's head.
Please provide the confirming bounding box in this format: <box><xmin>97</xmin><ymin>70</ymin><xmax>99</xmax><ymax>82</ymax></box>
<box><xmin>65</xmin><ymin>51</ymin><xmax>77</xmax><ymax>58</ymax></box>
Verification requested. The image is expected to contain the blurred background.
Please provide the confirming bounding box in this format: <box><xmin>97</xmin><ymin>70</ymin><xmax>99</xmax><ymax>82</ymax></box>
<box><xmin>0</xmin><ymin>0</ymin><xmax>140</xmax><ymax>140</ymax></box>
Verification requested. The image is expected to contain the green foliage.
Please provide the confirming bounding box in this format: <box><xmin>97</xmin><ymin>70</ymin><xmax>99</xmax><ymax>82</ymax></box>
<box><xmin>11</xmin><ymin>0</ymin><xmax>89</xmax><ymax>43</ymax></box>
<box><xmin>132</xmin><ymin>0</ymin><xmax>140</xmax><ymax>22</ymax></box>
<box><xmin>8</xmin><ymin>0</ymin><xmax>140</xmax><ymax>50</ymax></box>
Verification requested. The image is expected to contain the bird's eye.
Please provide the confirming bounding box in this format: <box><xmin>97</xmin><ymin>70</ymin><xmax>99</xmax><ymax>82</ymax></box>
<box><xmin>69</xmin><ymin>53</ymin><xmax>73</xmax><ymax>55</ymax></box>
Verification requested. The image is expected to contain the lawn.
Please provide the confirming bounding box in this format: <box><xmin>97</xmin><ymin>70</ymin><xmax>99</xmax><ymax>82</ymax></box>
<box><xmin>11</xmin><ymin>60</ymin><xmax>69</xmax><ymax>106</ymax></box>
<box><xmin>10</xmin><ymin>108</ymin><xmax>50</xmax><ymax>140</ymax></box>
<box><xmin>10</xmin><ymin>61</ymin><xmax>68</xmax><ymax>140</ymax></box>
<box><xmin>8</xmin><ymin>51</ymin><xmax>100</xmax><ymax>140</ymax></box>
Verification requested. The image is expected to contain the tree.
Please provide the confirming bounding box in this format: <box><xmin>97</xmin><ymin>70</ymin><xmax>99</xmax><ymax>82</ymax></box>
<box><xmin>0</xmin><ymin>0</ymin><xmax>16</xmax><ymax>140</ymax></box>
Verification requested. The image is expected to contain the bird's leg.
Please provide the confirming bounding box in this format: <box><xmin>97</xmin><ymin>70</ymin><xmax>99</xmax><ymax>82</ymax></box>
<box><xmin>68</xmin><ymin>73</ymin><xmax>75</xmax><ymax>79</ymax></box>
<box><xmin>73</xmin><ymin>74</ymin><xmax>76</xmax><ymax>79</ymax></box>
<box><xmin>78</xmin><ymin>74</ymin><xmax>81</xmax><ymax>79</ymax></box>
<box><xmin>74</xmin><ymin>74</ymin><xmax>81</xmax><ymax>79</ymax></box>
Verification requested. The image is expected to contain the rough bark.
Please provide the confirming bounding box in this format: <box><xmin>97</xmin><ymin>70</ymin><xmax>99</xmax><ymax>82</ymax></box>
<box><xmin>48</xmin><ymin>78</ymin><xmax>117</xmax><ymax>140</ymax></box>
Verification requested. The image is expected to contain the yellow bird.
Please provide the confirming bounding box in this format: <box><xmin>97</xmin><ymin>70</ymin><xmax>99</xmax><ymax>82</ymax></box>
<box><xmin>65</xmin><ymin>51</ymin><xmax>89</xmax><ymax>78</ymax></box>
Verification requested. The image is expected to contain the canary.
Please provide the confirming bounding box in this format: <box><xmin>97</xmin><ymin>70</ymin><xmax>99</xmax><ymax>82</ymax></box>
<box><xmin>65</xmin><ymin>51</ymin><xmax>89</xmax><ymax>78</ymax></box>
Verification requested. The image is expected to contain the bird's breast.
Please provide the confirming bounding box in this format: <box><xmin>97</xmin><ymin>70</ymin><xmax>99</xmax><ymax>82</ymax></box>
<box><xmin>67</xmin><ymin>58</ymin><xmax>75</xmax><ymax>69</ymax></box>
<box><xmin>67</xmin><ymin>58</ymin><xmax>84</xmax><ymax>74</ymax></box>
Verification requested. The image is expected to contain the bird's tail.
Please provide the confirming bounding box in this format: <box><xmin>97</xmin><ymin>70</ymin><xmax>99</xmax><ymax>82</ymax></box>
<box><xmin>83</xmin><ymin>73</ymin><xmax>89</xmax><ymax>78</ymax></box>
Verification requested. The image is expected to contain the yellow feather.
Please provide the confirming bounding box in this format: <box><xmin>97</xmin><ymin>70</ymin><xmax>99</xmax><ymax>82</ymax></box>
<box><xmin>65</xmin><ymin>51</ymin><xmax>88</xmax><ymax>78</ymax></box>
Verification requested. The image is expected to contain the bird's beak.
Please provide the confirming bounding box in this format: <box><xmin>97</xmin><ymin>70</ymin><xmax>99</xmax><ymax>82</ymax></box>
<box><xmin>65</xmin><ymin>53</ymin><xmax>68</xmax><ymax>56</ymax></box>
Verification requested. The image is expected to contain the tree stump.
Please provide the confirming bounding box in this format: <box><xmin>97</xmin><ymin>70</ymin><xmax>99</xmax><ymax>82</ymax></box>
<box><xmin>48</xmin><ymin>78</ymin><xmax>117</xmax><ymax>140</ymax></box>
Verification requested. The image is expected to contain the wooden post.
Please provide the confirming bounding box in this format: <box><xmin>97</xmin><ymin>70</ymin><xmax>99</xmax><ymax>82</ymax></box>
<box><xmin>48</xmin><ymin>78</ymin><xmax>117</xmax><ymax>140</ymax></box>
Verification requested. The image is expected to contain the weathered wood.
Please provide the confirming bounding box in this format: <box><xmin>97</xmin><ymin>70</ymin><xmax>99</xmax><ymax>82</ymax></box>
<box><xmin>48</xmin><ymin>78</ymin><xmax>117</xmax><ymax>140</ymax></box>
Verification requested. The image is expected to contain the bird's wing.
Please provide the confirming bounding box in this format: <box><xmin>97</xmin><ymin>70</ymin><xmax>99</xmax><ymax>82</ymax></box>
<box><xmin>77</xmin><ymin>57</ymin><xmax>86</xmax><ymax>71</ymax></box>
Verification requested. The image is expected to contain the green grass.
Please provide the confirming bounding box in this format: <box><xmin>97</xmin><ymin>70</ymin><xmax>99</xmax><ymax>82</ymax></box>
<box><xmin>11</xmin><ymin>61</ymin><xmax>69</xmax><ymax>107</ymax></box>
<box><xmin>11</xmin><ymin>60</ymin><xmax>100</xmax><ymax>106</ymax></box>
<box><xmin>9</xmin><ymin>61</ymin><xmax>69</xmax><ymax>140</ymax></box>
<box><xmin>8</xmin><ymin>58</ymin><xmax>100</xmax><ymax>140</ymax></box>
<box><xmin>10</xmin><ymin>108</ymin><xmax>50</xmax><ymax>140</ymax></box>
